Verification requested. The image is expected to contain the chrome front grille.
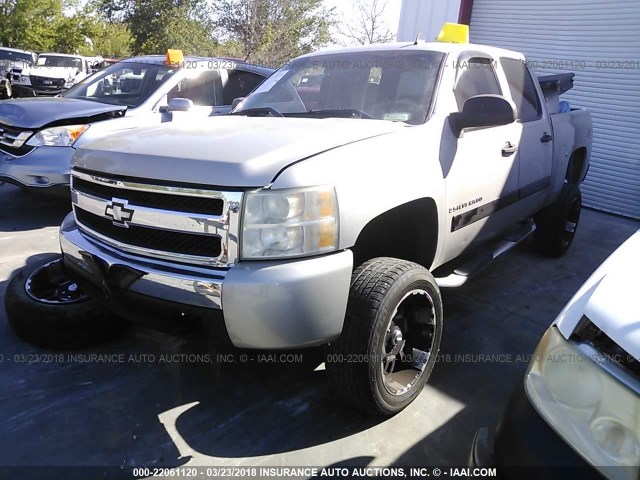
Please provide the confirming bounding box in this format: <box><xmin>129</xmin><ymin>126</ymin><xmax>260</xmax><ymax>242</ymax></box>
<box><xmin>70</xmin><ymin>169</ymin><xmax>242</xmax><ymax>267</ymax></box>
<box><xmin>0</xmin><ymin>124</ymin><xmax>33</xmax><ymax>156</ymax></box>
<box><xmin>30</xmin><ymin>75</ymin><xmax>65</xmax><ymax>93</ymax></box>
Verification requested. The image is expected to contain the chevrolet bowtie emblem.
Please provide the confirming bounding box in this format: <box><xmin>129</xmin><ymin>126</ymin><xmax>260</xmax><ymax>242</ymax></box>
<box><xmin>105</xmin><ymin>199</ymin><xmax>134</xmax><ymax>228</ymax></box>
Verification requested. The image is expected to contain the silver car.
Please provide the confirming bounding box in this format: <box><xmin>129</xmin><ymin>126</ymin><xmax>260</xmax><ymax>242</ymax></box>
<box><xmin>0</xmin><ymin>55</ymin><xmax>273</xmax><ymax>194</ymax></box>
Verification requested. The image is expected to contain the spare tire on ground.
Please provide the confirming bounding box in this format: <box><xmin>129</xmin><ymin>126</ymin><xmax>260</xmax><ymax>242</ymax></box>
<box><xmin>4</xmin><ymin>254</ymin><xmax>127</xmax><ymax>350</ymax></box>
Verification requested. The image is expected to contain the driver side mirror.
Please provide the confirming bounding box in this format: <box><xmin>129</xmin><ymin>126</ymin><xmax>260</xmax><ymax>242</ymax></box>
<box><xmin>162</xmin><ymin>97</ymin><xmax>193</xmax><ymax>113</ymax></box>
<box><xmin>449</xmin><ymin>94</ymin><xmax>516</xmax><ymax>137</ymax></box>
<box><xmin>231</xmin><ymin>97</ymin><xmax>245</xmax><ymax>110</ymax></box>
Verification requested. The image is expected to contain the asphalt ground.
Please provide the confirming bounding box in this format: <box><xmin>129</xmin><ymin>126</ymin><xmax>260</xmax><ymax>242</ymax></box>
<box><xmin>0</xmin><ymin>183</ymin><xmax>638</xmax><ymax>477</ymax></box>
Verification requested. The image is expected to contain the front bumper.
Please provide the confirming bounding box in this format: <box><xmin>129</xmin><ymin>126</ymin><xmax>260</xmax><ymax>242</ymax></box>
<box><xmin>60</xmin><ymin>214</ymin><xmax>353</xmax><ymax>349</ymax></box>
<box><xmin>0</xmin><ymin>146</ymin><xmax>74</xmax><ymax>190</ymax></box>
<box><xmin>470</xmin><ymin>381</ymin><xmax>602</xmax><ymax>479</ymax></box>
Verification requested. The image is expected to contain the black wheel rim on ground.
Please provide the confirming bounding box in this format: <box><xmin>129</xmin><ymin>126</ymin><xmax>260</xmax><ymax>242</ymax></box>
<box><xmin>562</xmin><ymin>195</ymin><xmax>582</xmax><ymax>250</ymax></box>
<box><xmin>25</xmin><ymin>258</ymin><xmax>88</xmax><ymax>305</ymax></box>
<box><xmin>380</xmin><ymin>289</ymin><xmax>437</xmax><ymax>396</ymax></box>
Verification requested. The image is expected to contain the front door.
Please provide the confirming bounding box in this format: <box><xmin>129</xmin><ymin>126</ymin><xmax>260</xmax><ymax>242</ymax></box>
<box><xmin>441</xmin><ymin>55</ymin><xmax>522</xmax><ymax>262</ymax></box>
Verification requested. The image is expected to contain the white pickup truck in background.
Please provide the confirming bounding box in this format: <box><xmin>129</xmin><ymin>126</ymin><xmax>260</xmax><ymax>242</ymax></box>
<box><xmin>12</xmin><ymin>53</ymin><xmax>92</xmax><ymax>97</ymax></box>
<box><xmin>6</xmin><ymin>37</ymin><xmax>592</xmax><ymax>415</ymax></box>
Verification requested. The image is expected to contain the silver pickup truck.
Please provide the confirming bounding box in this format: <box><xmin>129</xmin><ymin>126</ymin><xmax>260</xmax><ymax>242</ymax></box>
<box><xmin>6</xmin><ymin>40</ymin><xmax>592</xmax><ymax>415</ymax></box>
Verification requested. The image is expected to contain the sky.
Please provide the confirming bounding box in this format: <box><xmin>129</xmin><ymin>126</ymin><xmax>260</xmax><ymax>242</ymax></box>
<box><xmin>325</xmin><ymin>0</ymin><xmax>404</xmax><ymax>44</ymax></box>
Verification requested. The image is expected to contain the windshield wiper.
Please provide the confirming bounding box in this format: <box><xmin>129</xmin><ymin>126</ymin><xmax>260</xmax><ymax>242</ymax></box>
<box><xmin>231</xmin><ymin>107</ymin><xmax>284</xmax><ymax>118</ymax></box>
<box><xmin>298</xmin><ymin>109</ymin><xmax>373</xmax><ymax>120</ymax></box>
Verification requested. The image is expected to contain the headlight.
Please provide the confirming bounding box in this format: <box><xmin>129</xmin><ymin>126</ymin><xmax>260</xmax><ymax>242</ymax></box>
<box><xmin>526</xmin><ymin>327</ymin><xmax>640</xmax><ymax>480</ymax></box>
<box><xmin>26</xmin><ymin>125</ymin><xmax>89</xmax><ymax>147</ymax></box>
<box><xmin>241</xmin><ymin>186</ymin><xmax>338</xmax><ymax>259</ymax></box>
<box><xmin>16</xmin><ymin>76</ymin><xmax>30</xmax><ymax>85</ymax></box>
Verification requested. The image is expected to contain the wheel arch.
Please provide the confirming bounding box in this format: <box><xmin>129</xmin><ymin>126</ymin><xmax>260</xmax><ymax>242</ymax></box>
<box><xmin>565</xmin><ymin>147</ymin><xmax>588</xmax><ymax>185</ymax></box>
<box><xmin>350</xmin><ymin>198</ymin><xmax>439</xmax><ymax>271</ymax></box>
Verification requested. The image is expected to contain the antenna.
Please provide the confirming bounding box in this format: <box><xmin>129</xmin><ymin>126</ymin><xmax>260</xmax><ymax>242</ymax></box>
<box><xmin>414</xmin><ymin>33</ymin><xmax>423</xmax><ymax>45</ymax></box>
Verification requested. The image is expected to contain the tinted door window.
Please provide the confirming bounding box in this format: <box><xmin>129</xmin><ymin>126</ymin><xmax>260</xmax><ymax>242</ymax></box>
<box><xmin>500</xmin><ymin>58</ymin><xmax>542</xmax><ymax>122</ymax></box>
<box><xmin>222</xmin><ymin>70</ymin><xmax>264</xmax><ymax>105</ymax></box>
<box><xmin>454</xmin><ymin>57</ymin><xmax>501</xmax><ymax>110</ymax></box>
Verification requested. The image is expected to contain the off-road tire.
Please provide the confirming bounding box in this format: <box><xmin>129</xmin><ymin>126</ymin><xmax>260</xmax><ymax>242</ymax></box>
<box><xmin>534</xmin><ymin>183</ymin><xmax>582</xmax><ymax>257</ymax></box>
<box><xmin>326</xmin><ymin>257</ymin><xmax>443</xmax><ymax>415</ymax></box>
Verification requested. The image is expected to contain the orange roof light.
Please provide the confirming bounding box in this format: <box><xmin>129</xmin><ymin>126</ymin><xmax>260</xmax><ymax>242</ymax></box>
<box><xmin>437</xmin><ymin>23</ymin><xmax>469</xmax><ymax>43</ymax></box>
<box><xmin>166</xmin><ymin>49</ymin><xmax>184</xmax><ymax>65</ymax></box>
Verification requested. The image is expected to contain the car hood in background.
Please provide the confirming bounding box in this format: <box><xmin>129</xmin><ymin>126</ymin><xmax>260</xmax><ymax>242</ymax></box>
<box><xmin>555</xmin><ymin>230</ymin><xmax>640</xmax><ymax>360</ymax></box>
<box><xmin>29</xmin><ymin>66</ymin><xmax>78</xmax><ymax>80</ymax></box>
<box><xmin>73</xmin><ymin>116</ymin><xmax>405</xmax><ymax>187</ymax></box>
<box><xmin>0</xmin><ymin>98</ymin><xmax>127</xmax><ymax>129</ymax></box>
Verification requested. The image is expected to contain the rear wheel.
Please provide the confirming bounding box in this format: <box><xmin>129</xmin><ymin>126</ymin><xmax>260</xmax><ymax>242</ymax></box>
<box><xmin>326</xmin><ymin>257</ymin><xmax>443</xmax><ymax>415</ymax></box>
<box><xmin>534</xmin><ymin>183</ymin><xmax>582</xmax><ymax>257</ymax></box>
<box><xmin>5</xmin><ymin>255</ymin><xmax>126</xmax><ymax>350</ymax></box>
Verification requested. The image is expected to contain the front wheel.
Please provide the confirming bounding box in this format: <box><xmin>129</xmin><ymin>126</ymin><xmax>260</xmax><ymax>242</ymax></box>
<box><xmin>326</xmin><ymin>257</ymin><xmax>443</xmax><ymax>415</ymax></box>
<box><xmin>0</xmin><ymin>79</ymin><xmax>10</xmax><ymax>99</ymax></box>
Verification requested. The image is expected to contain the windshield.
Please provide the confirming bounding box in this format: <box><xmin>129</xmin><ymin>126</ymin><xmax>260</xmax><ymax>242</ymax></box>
<box><xmin>36</xmin><ymin>55</ymin><xmax>83</xmax><ymax>69</ymax></box>
<box><xmin>63</xmin><ymin>62</ymin><xmax>177</xmax><ymax>107</ymax></box>
<box><xmin>0</xmin><ymin>50</ymin><xmax>32</xmax><ymax>66</ymax></box>
<box><xmin>237</xmin><ymin>50</ymin><xmax>444</xmax><ymax>125</ymax></box>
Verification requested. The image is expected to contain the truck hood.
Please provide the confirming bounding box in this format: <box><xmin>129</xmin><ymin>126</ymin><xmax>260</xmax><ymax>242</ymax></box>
<box><xmin>74</xmin><ymin>116</ymin><xmax>405</xmax><ymax>187</ymax></box>
<box><xmin>29</xmin><ymin>66</ymin><xmax>78</xmax><ymax>80</ymax></box>
<box><xmin>555</xmin><ymin>231</ymin><xmax>640</xmax><ymax>360</ymax></box>
<box><xmin>0</xmin><ymin>98</ymin><xmax>127</xmax><ymax>129</ymax></box>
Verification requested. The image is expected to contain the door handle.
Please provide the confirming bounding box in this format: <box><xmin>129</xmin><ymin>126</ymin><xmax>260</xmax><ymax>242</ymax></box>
<box><xmin>541</xmin><ymin>133</ymin><xmax>553</xmax><ymax>143</ymax></box>
<box><xmin>502</xmin><ymin>141</ymin><xmax>518</xmax><ymax>155</ymax></box>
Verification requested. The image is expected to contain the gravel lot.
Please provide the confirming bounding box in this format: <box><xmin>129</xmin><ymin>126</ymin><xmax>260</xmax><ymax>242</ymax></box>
<box><xmin>0</xmin><ymin>183</ymin><xmax>638</xmax><ymax>474</ymax></box>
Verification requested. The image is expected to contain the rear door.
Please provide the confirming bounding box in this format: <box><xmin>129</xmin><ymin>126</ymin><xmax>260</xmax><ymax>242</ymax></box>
<box><xmin>500</xmin><ymin>57</ymin><xmax>552</xmax><ymax>215</ymax></box>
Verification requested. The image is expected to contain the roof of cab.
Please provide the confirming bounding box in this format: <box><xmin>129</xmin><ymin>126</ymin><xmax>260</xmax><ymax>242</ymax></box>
<box><xmin>0</xmin><ymin>46</ymin><xmax>36</xmax><ymax>55</ymax></box>
<box><xmin>299</xmin><ymin>41</ymin><xmax>525</xmax><ymax>61</ymax></box>
<box><xmin>38</xmin><ymin>52</ymin><xmax>84</xmax><ymax>58</ymax></box>
<box><xmin>122</xmin><ymin>55</ymin><xmax>274</xmax><ymax>76</ymax></box>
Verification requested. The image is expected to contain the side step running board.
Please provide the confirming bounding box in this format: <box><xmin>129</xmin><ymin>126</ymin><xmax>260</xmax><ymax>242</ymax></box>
<box><xmin>435</xmin><ymin>220</ymin><xmax>536</xmax><ymax>288</ymax></box>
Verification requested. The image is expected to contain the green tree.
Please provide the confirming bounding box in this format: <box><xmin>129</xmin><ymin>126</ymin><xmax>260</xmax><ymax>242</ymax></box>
<box><xmin>54</xmin><ymin>13</ymin><xmax>97</xmax><ymax>54</ymax></box>
<box><xmin>96</xmin><ymin>0</ymin><xmax>217</xmax><ymax>55</ymax></box>
<box><xmin>0</xmin><ymin>0</ymin><xmax>63</xmax><ymax>51</ymax></box>
<box><xmin>215</xmin><ymin>0</ymin><xmax>335</xmax><ymax>67</ymax></box>
<box><xmin>92</xmin><ymin>22</ymin><xmax>133</xmax><ymax>57</ymax></box>
<box><xmin>132</xmin><ymin>3</ymin><xmax>217</xmax><ymax>54</ymax></box>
